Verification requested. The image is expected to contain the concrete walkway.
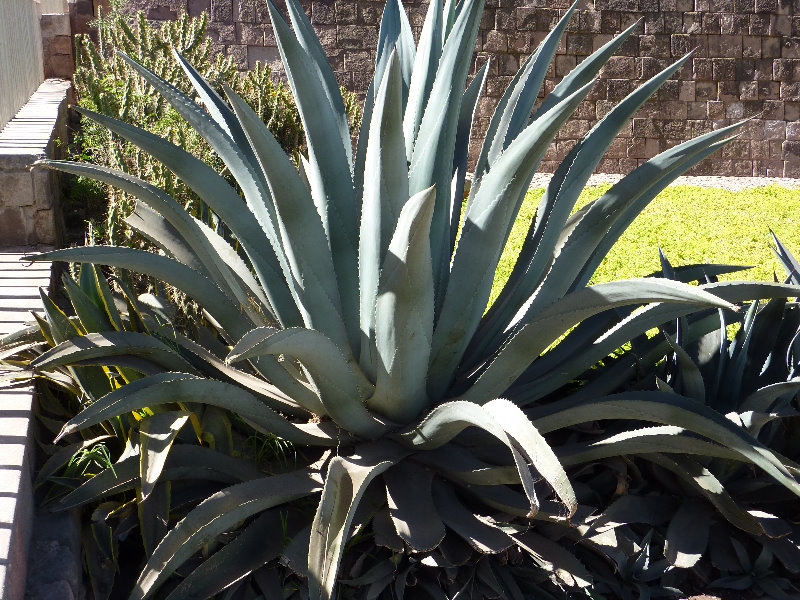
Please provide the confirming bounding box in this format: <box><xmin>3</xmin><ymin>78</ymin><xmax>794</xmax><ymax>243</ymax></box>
<box><xmin>0</xmin><ymin>247</ymin><xmax>50</xmax><ymax>600</ymax></box>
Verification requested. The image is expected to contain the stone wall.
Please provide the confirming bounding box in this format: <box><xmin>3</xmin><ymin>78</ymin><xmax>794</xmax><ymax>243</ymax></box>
<box><xmin>71</xmin><ymin>0</ymin><xmax>800</xmax><ymax>176</ymax></box>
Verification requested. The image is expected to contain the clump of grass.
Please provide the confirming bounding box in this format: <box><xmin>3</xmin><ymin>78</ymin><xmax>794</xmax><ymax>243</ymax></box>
<box><xmin>491</xmin><ymin>184</ymin><xmax>800</xmax><ymax>305</ymax></box>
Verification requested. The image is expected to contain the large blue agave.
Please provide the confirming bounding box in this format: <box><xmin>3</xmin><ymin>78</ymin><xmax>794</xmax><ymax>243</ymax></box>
<box><xmin>4</xmin><ymin>0</ymin><xmax>800</xmax><ymax>598</ymax></box>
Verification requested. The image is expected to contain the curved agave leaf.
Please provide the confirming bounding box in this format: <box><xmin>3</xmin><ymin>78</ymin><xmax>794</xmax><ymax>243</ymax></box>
<box><xmin>556</xmin><ymin>426</ymin><xmax>742</xmax><ymax>466</ymax></box>
<box><xmin>413</xmin><ymin>445</ymin><xmax>520</xmax><ymax>486</ymax></box>
<box><xmin>460</xmin><ymin>279</ymin><xmax>730</xmax><ymax>404</ymax></box>
<box><xmin>62</xmin><ymin>273</ymin><xmax>113</xmax><ymax>334</ymax></box>
<box><xmin>308</xmin><ymin>441</ymin><xmax>405</xmax><ymax>600</ymax></box>
<box><xmin>28</xmin><ymin>247</ymin><xmax>250</xmax><ymax>340</ymax></box>
<box><xmin>431</xmin><ymin>478</ymin><xmax>513</xmax><ymax>554</ymax></box>
<box><xmin>267</xmin><ymin>0</ymin><xmax>360</xmax><ymax>350</ymax></box>
<box><xmin>132</xmin><ymin>469</ymin><xmax>323</xmax><ymax>600</ymax></box>
<box><xmin>384</xmin><ymin>460</ymin><xmax>445</xmax><ymax>551</ymax></box>
<box><xmin>56</xmin><ymin>372</ymin><xmax>339</xmax><ymax>447</ymax></box>
<box><xmin>533</xmin><ymin>392</ymin><xmax>800</xmax><ymax>497</ymax></box>
<box><xmin>428</xmin><ymin>79</ymin><xmax>597</xmax><ymax>398</ymax></box>
<box><xmin>772</xmin><ymin>231</ymin><xmax>800</xmax><ymax>284</ymax></box>
<box><xmin>665</xmin><ymin>499</ymin><xmax>712</xmax><ymax>568</ymax></box>
<box><xmin>646</xmin><ymin>454</ymin><xmax>763</xmax><ymax>535</ymax></box>
<box><xmin>359</xmin><ymin>51</ymin><xmax>409</xmax><ymax>379</ymax></box>
<box><xmin>396</xmin><ymin>399</ymin><xmax>573</xmax><ymax>517</ymax></box>
<box><xmin>124</xmin><ymin>204</ymin><xmax>197</xmax><ymax>270</ymax></box>
<box><xmin>369</xmin><ymin>186</ymin><xmax>435</xmax><ymax>422</ymax></box>
<box><xmin>225</xmin><ymin>85</ymin><xmax>351</xmax><ymax>352</ymax></box>
<box><xmin>44</xmin><ymin>161</ymin><xmax>263</xmax><ymax>322</ymax></box>
<box><xmin>139</xmin><ymin>411</ymin><xmax>190</xmax><ymax>501</ymax></box>
<box><xmin>58</xmin><ymin>445</ymin><xmax>264</xmax><ymax>511</ymax></box>
<box><xmin>164</xmin><ymin>510</ymin><xmax>285</xmax><ymax>600</ymax></box>
<box><xmin>73</xmin><ymin>107</ymin><xmax>299</xmax><ymax>326</ymax></box>
<box><xmin>31</xmin><ymin>331</ymin><xmax>195</xmax><ymax>375</ymax></box>
<box><xmin>228</xmin><ymin>327</ymin><xmax>386</xmax><ymax>438</ymax></box>
<box><xmin>741</xmin><ymin>379</ymin><xmax>800</xmax><ymax>412</ymax></box>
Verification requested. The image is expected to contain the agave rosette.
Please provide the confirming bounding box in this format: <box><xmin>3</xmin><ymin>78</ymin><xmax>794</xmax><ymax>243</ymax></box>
<box><xmin>5</xmin><ymin>0</ymin><xmax>800</xmax><ymax>598</ymax></box>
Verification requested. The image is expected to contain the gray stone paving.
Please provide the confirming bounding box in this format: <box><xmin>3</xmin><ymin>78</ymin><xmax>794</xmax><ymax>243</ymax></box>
<box><xmin>0</xmin><ymin>247</ymin><xmax>50</xmax><ymax>600</ymax></box>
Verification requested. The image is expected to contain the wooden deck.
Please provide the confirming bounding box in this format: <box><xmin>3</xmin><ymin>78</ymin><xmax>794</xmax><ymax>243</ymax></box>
<box><xmin>0</xmin><ymin>247</ymin><xmax>50</xmax><ymax>600</ymax></box>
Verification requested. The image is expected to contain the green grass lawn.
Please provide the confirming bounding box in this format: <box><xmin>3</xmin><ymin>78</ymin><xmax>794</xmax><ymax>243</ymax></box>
<box><xmin>490</xmin><ymin>184</ymin><xmax>800</xmax><ymax>306</ymax></box>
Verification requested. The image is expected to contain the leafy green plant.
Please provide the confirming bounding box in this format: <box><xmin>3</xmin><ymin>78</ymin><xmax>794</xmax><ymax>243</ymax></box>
<box><xmin>5</xmin><ymin>0</ymin><xmax>800</xmax><ymax>598</ymax></box>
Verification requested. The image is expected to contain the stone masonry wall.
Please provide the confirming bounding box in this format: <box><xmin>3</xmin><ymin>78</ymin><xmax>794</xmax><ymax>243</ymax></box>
<box><xmin>71</xmin><ymin>0</ymin><xmax>800</xmax><ymax>177</ymax></box>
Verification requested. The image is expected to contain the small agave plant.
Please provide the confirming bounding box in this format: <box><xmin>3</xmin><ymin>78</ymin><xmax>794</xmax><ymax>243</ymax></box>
<box><xmin>5</xmin><ymin>0</ymin><xmax>800</xmax><ymax>598</ymax></box>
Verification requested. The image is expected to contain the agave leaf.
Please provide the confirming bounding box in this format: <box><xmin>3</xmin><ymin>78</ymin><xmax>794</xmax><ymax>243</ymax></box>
<box><xmin>133</xmin><ymin>469</ymin><xmax>323</xmax><ymax>600</ymax></box>
<box><xmin>228</xmin><ymin>327</ymin><xmax>386</xmax><ymax>438</ymax></box>
<box><xmin>139</xmin><ymin>411</ymin><xmax>191</xmax><ymax>500</ymax></box>
<box><xmin>431</xmin><ymin>478</ymin><xmax>513</xmax><ymax>554</ymax></box>
<box><xmin>557</xmin><ymin>426</ymin><xmax>742</xmax><ymax>466</ymax></box>
<box><xmin>414</xmin><ymin>445</ymin><xmax>520</xmax><ymax>486</ymax></box>
<box><xmin>532</xmin><ymin>17</ymin><xmax>642</xmax><ymax>119</ymax></box>
<box><xmin>384</xmin><ymin>461</ymin><xmax>445</xmax><ymax>551</ymax></box>
<box><xmin>513</xmin><ymin>281</ymin><xmax>800</xmax><ymax>404</ymax></box>
<box><xmin>772</xmin><ymin>231</ymin><xmax>800</xmax><ymax>284</ymax></box>
<box><xmin>138</xmin><ymin>481</ymin><xmax>170</xmax><ymax>558</ymax></box>
<box><xmin>428</xmin><ymin>79</ymin><xmax>597</xmax><ymax>398</ymax></box>
<box><xmin>164</xmin><ymin>510</ymin><xmax>285</xmax><ymax>600</ymax></box>
<box><xmin>665</xmin><ymin>499</ymin><xmax>712</xmax><ymax>568</ymax></box>
<box><xmin>56</xmin><ymin>372</ymin><xmax>340</xmax><ymax>447</ymax></box>
<box><xmin>282</xmin><ymin>0</ymin><xmax>353</xmax><ymax>166</ymax></box>
<box><xmin>63</xmin><ymin>273</ymin><xmax>113</xmax><ymax>334</ymax></box>
<box><xmin>115</xmin><ymin>52</ymin><xmax>299</xmax><ymax>324</ymax></box>
<box><xmin>449</xmin><ymin>61</ymin><xmax>489</xmax><ymax>252</ymax></box>
<box><xmin>663</xmin><ymin>331</ymin><xmax>706</xmax><ymax>402</ymax></box>
<box><xmin>396</xmin><ymin>400</ymin><xmax>545</xmax><ymax>515</ymax></box>
<box><xmin>461</xmin><ymin>279</ymin><xmax>730</xmax><ymax>404</ymax></box>
<box><xmin>514</xmin><ymin>52</ymin><xmax>696</xmax><ymax>311</ymax></box>
<box><xmin>359</xmin><ymin>51</ymin><xmax>410</xmax><ymax>379</ymax></box>
<box><xmin>533</xmin><ymin>392</ymin><xmax>800</xmax><ymax>498</ymax></box>
<box><xmin>402</xmin><ymin>0</ymin><xmax>443</xmax><ymax>159</ymax></box>
<box><xmin>471</xmin><ymin>2</ymin><xmax>577</xmax><ymax>194</ymax></box>
<box><xmin>267</xmin><ymin>0</ymin><xmax>360</xmax><ymax>352</ymax></box>
<box><xmin>172</xmin><ymin>50</ymin><xmax>254</xmax><ymax>155</ymax></box>
<box><xmin>225</xmin><ymin>86</ymin><xmax>351</xmax><ymax>351</ymax></box>
<box><xmin>308</xmin><ymin>441</ymin><xmax>405</xmax><ymax>600</ymax></box>
<box><xmin>30</xmin><ymin>247</ymin><xmax>254</xmax><ymax>340</ymax></box>
<box><xmin>74</xmin><ymin>107</ymin><xmax>299</xmax><ymax>326</ymax></box>
<box><xmin>158</xmin><ymin>328</ymin><xmax>310</xmax><ymax>417</ymax></box>
<box><xmin>58</xmin><ymin>445</ymin><xmax>263</xmax><ymax>511</ymax></box>
<box><xmin>741</xmin><ymin>379</ymin><xmax>800</xmax><ymax>412</ymax></box>
<box><xmin>124</xmin><ymin>204</ymin><xmax>198</xmax><ymax>270</ymax></box>
<box><xmin>407</xmin><ymin>0</ymin><xmax>484</xmax><ymax>302</ymax></box>
<box><xmin>45</xmin><ymin>161</ymin><xmax>261</xmax><ymax>321</ymax></box>
<box><xmin>513</xmin><ymin>531</ymin><xmax>593</xmax><ymax>588</ymax></box>
<box><xmin>90</xmin><ymin>264</ymin><xmax>125</xmax><ymax>332</ymax></box>
<box><xmin>31</xmin><ymin>331</ymin><xmax>195</xmax><ymax>374</ymax></box>
<box><xmin>646</xmin><ymin>454</ymin><xmax>762</xmax><ymax>535</ymax></box>
<box><xmin>353</xmin><ymin>0</ymin><xmax>415</xmax><ymax>197</ymax></box>
<box><xmin>484</xmin><ymin>399</ymin><xmax>575</xmax><ymax>515</ymax></box>
<box><xmin>35</xmin><ymin>435</ymin><xmax>114</xmax><ymax>486</ymax></box>
<box><xmin>369</xmin><ymin>186</ymin><xmax>435</xmax><ymax>423</ymax></box>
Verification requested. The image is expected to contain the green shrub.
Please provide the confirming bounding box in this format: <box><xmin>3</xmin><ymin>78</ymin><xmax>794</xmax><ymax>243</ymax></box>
<box><xmin>4</xmin><ymin>1</ymin><xmax>800</xmax><ymax>599</ymax></box>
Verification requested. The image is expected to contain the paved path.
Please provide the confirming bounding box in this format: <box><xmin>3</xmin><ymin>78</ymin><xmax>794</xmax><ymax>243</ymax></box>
<box><xmin>0</xmin><ymin>247</ymin><xmax>50</xmax><ymax>600</ymax></box>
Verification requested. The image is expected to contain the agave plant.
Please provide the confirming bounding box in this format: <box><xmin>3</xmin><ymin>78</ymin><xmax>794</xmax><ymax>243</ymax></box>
<box><xmin>6</xmin><ymin>0</ymin><xmax>800</xmax><ymax>598</ymax></box>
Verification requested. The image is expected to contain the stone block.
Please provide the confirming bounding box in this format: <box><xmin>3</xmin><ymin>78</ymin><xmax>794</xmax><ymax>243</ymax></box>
<box><xmin>763</xmin><ymin>36</ymin><xmax>782</xmax><ymax>58</ymax></box>
<box><xmin>782</xmin><ymin>140</ymin><xmax>800</xmax><ymax>159</ymax></box>
<box><xmin>787</xmin><ymin>122</ymin><xmax>800</xmax><ymax>140</ymax></box>
<box><xmin>687</xmin><ymin>101</ymin><xmax>708</xmax><ymax>119</ymax></box>
<box><xmin>188</xmin><ymin>0</ymin><xmax>211</xmax><ymax>17</ymax></box>
<box><xmin>712</xmin><ymin>58</ymin><xmax>736</xmax><ymax>80</ymax></box>
<box><xmin>0</xmin><ymin>172</ymin><xmax>34</xmax><ymax>208</ymax></box>
<box><xmin>335</xmin><ymin>1</ymin><xmax>357</xmax><ymax>25</ymax></box>
<box><xmin>311</xmin><ymin>2</ymin><xmax>334</xmax><ymax>25</ymax></box>
<box><xmin>0</xmin><ymin>206</ymin><xmax>35</xmax><ymax>245</ymax></box>
<box><xmin>336</xmin><ymin>25</ymin><xmax>377</xmax><ymax>49</ymax></box>
<box><xmin>742</xmin><ymin>35</ymin><xmax>762</xmax><ymax>59</ymax></box>
<box><xmin>211</xmin><ymin>0</ymin><xmax>233</xmax><ymax>22</ymax></box>
<box><xmin>246</xmin><ymin>45</ymin><xmax>280</xmax><ymax>69</ymax></box>
<box><xmin>45</xmin><ymin>54</ymin><xmax>75</xmax><ymax>79</ymax></box>
<box><xmin>483</xmin><ymin>30</ymin><xmax>508</xmax><ymax>53</ymax></box>
<box><xmin>40</xmin><ymin>14</ymin><xmax>71</xmax><ymax>37</ymax></box>
<box><xmin>237</xmin><ymin>0</ymin><xmax>268</xmax><ymax>23</ymax></box>
<box><xmin>238</xmin><ymin>23</ymin><xmax>266</xmax><ymax>45</ymax></box>
<box><xmin>765</xmin><ymin>120</ymin><xmax>788</xmax><ymax>140</ymax></box>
